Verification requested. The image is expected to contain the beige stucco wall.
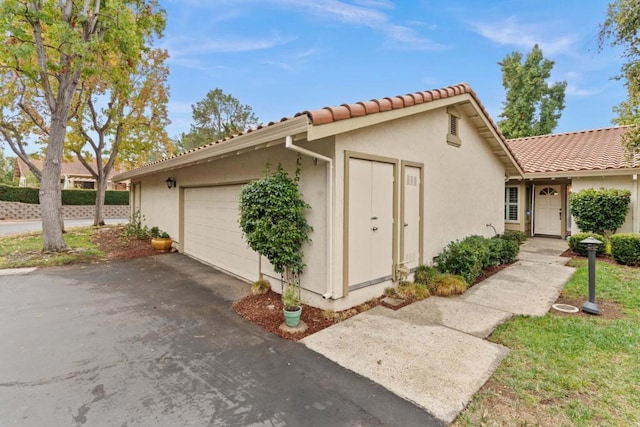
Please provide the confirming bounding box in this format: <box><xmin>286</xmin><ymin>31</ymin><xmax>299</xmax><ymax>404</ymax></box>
<box><xmin>331</xmin><ymin>106</ymin><xmax>507</xmax><ymax>309</ymax></box>
<box><xmin>134</xmin><ymin>141</ymin><xmax>331</xmax><ymax>300</ymax></box>
<box><xmin>570</xmin><ymin>175</ymin><xmax>639</xmax><ymax>235</ymax></box>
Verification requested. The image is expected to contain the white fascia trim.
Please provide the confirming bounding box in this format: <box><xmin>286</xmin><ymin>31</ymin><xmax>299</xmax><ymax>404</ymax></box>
<box><xmin>524</xmin><ymin>167</ymin><xmax>640</xmax><ymax>180</ymax></box>
<box><xmin>113</xmin><ymin>115</ymin><xmax>310</xmax><ymax>181</ymax></box>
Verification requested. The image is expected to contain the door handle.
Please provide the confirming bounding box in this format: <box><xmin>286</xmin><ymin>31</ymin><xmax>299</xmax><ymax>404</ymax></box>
<box><xmin>372</xmin><ymin>226</ymin><xmax>378</xmax><ymax>231</ymax></box>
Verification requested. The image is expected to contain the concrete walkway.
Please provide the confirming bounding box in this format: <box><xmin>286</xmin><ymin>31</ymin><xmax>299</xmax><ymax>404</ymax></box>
<box><xmin>302</xmin><ymin>237</ymin><xmax>575</xmax><ymax>424</ymax></box>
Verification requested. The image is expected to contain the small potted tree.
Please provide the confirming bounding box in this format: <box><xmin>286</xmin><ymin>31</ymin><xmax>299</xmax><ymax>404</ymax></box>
<box><xmin>239</xmin><ymin>157</ymin><xmax>312</xmax><ymax>328</ymax></box>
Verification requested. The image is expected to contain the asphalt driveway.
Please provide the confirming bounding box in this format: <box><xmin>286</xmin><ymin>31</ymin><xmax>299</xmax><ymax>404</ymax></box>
<box><xmin>0</xmin><ymin>254</ymin><xmax>441</xmax><ymax>427</ymax></box>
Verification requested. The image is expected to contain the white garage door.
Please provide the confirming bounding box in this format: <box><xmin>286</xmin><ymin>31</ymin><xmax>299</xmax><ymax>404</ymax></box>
<box><xmin>183</xmin><ymin>185</ymin><xmax>258</xmax><ymax>282</ymax></box>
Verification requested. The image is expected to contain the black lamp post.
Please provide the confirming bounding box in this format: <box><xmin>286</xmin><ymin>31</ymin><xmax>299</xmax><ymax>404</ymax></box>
<box><xmin>580</xmin><ymin>236</ymin><xmax>603</xmax><ymax>315</ymax></box>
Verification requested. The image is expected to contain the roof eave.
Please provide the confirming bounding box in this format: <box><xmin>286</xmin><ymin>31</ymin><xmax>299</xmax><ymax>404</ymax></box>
<box><xmin>113</xmin><ymin>115</ymin><xmax>311</xmax><ymax>182</ymax></box>
<box><xmin>522</xmin><ymin>167</ymin><xmax>640</xmax><ymax>179</ymax></box>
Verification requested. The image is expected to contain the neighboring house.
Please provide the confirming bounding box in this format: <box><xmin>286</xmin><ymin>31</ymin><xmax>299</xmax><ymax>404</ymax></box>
<box><xmin>14</xmin><ymin>157</ymin><xmax>128</xmax><ymax>190</ymax></box>
<box><xmin>504</xmin><ymin>126</ymin><xmax>639</xmax><ymax>238</ymax></box>
<box><xmin>113</xmin><ymin>83</ymin><xmax>523</xmax><ymax>310</ymax></box>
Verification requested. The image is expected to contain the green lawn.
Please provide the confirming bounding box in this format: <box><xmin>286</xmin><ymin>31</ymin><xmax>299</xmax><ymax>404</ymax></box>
<box><xmin>0</xmin><ymin>227</ymin><xmax>104</xmax><ymax>269</ymax></box>
<box><xmin>455</xmin><ymin>259</ymin><xmax>640</xmax><ymax>426</ymax></box>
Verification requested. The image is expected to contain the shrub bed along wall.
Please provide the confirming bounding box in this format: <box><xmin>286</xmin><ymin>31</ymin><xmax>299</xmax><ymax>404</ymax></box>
<box><xmin>433</xmin><ymin>234</ymin><xmax>520</xmax><ymax>285</ymax></box>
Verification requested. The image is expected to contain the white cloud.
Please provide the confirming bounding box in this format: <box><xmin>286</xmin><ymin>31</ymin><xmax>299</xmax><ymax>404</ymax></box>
<box><xmin>162</xmin><ymin>33</ymin><xmax>295</xmax><ymax>68</ymax></box>
<box><xmin>470</xmin><ymin>17</ymin><xmax>576</xmax><ymax>56</ymax></box>
<box><xmin>564</xmin><ymin>71</ymin><xmax>606</xmax><ymax>97</ymax></box>
<box><xmin>269</xmin><ymin>0</ymin><xmax>443</xmax><ymax>50</ymax></box>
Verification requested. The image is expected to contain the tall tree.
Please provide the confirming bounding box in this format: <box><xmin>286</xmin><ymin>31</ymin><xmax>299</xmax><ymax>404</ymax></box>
<box><xmin>498</xmin><ymin>44</ymin><xmax>567</xmax><ymax>139</ymax></box>
<box><xmin>600</xmin><ymin>0</ymin><xmax>640</xmax><ymax>150</ymax></box>
<box><xmin>0</xmin><ymin>150</ymin><xmax>15</xmax><ymax>184</ymax></box>
<box><xmin>68</xmin><ymin>47</ymin><xmax>172</xmax><ymax>226</ymax></box>
<box><xmin>0</xmin><ymin>0</ymin><xmax>165</xmax><ymax>252</ymax></box>
<box><xmin>177</xmin><ymin>88</ymin><xmax>259</xmax><ymax>152</ymax></box>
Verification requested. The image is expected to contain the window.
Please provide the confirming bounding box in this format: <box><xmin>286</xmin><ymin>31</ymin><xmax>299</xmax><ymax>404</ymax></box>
<box><xmin>504</xmin><ymin>186</ymin><xmax>519</xmax><ymax>222</ymax></box>
<box><xmin>446</xmin><ymin>107</ymin><xmax>461</xmax><ymax>147</ymax></box>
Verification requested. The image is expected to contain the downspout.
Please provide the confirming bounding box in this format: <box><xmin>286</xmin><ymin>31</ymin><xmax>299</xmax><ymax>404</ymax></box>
<box><xmin>285</xmin><ymin>136</ymin><xmax>335</xmax><ymax>300</ymax></box>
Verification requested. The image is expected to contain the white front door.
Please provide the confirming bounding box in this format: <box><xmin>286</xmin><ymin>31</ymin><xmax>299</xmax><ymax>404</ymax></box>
<box><xmin>534</xmin><ymin>185</ymin><xmax>562</xmax><ymax>236</ymax></box>
<box><xmin>402</xmin><ymin>165</ymin><xmax>421</xmax><ymax>270</ymax></box>
<box><xmin>347</xmin><ymin>158</ymin><xmax>395</xmax><ymax>289</ymax></box>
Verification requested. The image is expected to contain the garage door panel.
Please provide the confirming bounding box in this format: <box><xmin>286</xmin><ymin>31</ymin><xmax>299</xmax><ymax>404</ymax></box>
<box><xmin>184</xmin><ymin>186</ymin><xmax>258</xmax><ymax>282</ymax></box>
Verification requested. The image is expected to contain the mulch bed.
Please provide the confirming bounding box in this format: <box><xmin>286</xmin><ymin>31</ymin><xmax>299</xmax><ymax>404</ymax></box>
<box><xmin>91</xmin><ymin>227</ymin><xmax>163</xmax><ymax>260</ymax></box>
<box><xmin>560</xmin><ymin>249</ymin><xmax>620</xmax><ymax>265</ymax></box>
<box><xmin>233</xmin><ymin>290</ymin><xmax>383</xmax><ymax>341</ymax></box>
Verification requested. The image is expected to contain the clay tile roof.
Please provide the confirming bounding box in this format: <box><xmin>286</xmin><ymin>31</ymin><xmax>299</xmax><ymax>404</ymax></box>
<box><xmin>120</xmin><ymin>82</ymin><xmax>513</xmax><ymax>177</ymax></box>
<box><xmin>506</xmin><ymin>126</ymin><xmax>638</xmax><ymax>174</ymax></box>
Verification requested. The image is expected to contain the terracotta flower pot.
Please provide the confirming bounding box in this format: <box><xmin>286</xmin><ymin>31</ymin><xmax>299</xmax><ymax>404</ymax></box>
<box><xmin>151</xmin><ymin>237</ymin><xmax>172</xmax><ymax>252</ymax></box>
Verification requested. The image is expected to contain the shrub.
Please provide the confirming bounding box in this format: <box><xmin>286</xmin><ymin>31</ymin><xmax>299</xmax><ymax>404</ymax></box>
<box><xmin>0</xmin><ymin>184</ymin><xmax>129</xmax><ymax>205</ymax></box>
<box><xmin>396</xmin><ymin>281</ymin><xmax>430</xmax><ymax>300</ymax></box>
<box><xmin>434</xmin><ymin>239</ymin><xmax>484</xmax><ymax>285</ymax></box>
<box><xmin>0</xmin><ymin>184</ymin><xmax>39</xmax><ymax>204</ymax></box>
<box><xmin>414</xmin><ymin>265</ymin><xmax>441</xmax><ymax>286</ymax></box>
<box><xmin>568</xmin><ymin>233</ymin><xmax>606</xmax><ymax>256</ymax></box>
<box><xmin>432</xmin><ymin>274</ymin><xmax>468</xmax><ymax>296</ymax></box>
<box><xmin>569</xmin><ymin>188</ymin><xmax>630</xmax><ymax>235</ymax></box>
<box><xmin>502</xmin><ymin>230</ymin><xmax>527</xmax><ymax>244</ymax></box>
<box><xmin>490</xmin><ymin>236</ymin><xmax>520</xmax><ymax>264</ymax></box>
<box><xmin>434</xmin><ymin>234</ymin><xmax>521</xmax><ymax>285</ymax></box>
<box><xmin>610</xmin><ymin>233</ymin><xmax>640</xmax><ymax>265</ymax></box>
<box><xmin>251</xmin><ymin>279</ymin><xmax>271</xmax><ymax>295</ymax></box>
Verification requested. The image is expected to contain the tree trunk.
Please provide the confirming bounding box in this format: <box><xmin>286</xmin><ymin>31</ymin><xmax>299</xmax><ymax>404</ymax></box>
<box><xmin>40</xmin><ymin>110</ymin><xmax>68</xmax><ymax>252</ymax></box>
<box><xmin>94</xmin><ymin>173</ymin><xmax>106</xmax><ymax>226</ymax></box>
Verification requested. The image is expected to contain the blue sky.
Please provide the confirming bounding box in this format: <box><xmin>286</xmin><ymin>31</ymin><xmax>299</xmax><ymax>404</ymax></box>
<box><xmin>160</xmin><ymin>0</ymin><xmax>625</xmax><ymax>139</ymax></box>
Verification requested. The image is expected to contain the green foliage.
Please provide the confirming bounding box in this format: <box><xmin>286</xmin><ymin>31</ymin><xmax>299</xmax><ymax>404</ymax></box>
<box><xmin>239</xmin><ymin>158</ymin><xmax>312</xmax><ymax>302</ymax></box>
<box><xmin>498</xmin><ymin>44</ymin><xmax>567</xmax><ymax>139</ymax></box>
<box><xmin>569</xmin><ymin>188</ymin><xmax>631</xmax><ymax>235</ymax></box>
<box><xmin>0</xmin><ymin>184</ymin><xmax>129</xmax><ymax>205</ymax></box>
<box><xmin>0</xmin><ymin>184</ymin><xmax>39</xmax><ymax>204</ymax></box>
<box><xmin>568</xmin><ymin>233</ymin><xmax>607</xmax><ymax>256</ymax></box>
<box><xmin>251</xmin><ymin>278</ymin><xmax>271</xmax><ymax>295</ymax></box>
<box><xmin>610</xmin><ymin>233</ymin><xmax>640</xmax><ymax>265</ymax></box>
<box><xmin>0</xmin><ymin>152</ymin><xmax>14</xmax><ymax>184</ymax></box>
<box><xmin>502</xmin><ymin>230</ymin><xmax>528</xmax><ymax>244</ymax></box>
<box><xmin>414</xmin><ymin>265</ymin><xmax>441</xmax><ymax>287</ymax></box>
<box><xmin>119</xmin><ymin>210</ymin><xmax>150</xmax><ymax>246</ymax></box>
<box><xmin>281</xmin><ymin>286</ymin><xmax>301</xmax><ymax>310</ymax></box>
<box><xmin>434</xmin><ymin>234</ymin><xmax>520</xmax><ymax>284</ymax></box>
<box><xmin>177</xmin><ymin>88</ymin><xmax>260</xmax><ymax>152</ymax></box>
<box><xmin>599</xmin><ymin>0</ymin><xmax>640</xmax><ymax>151</ymax></box>
<box><xmin>489</xmin><ymin>236</ymin><xmax>520</xmax><ymax>264</ymax></box>
<box><xmin>432</xmin><ymin>274</ymin><xmax>468</xmax><ymax>296</ymax></box>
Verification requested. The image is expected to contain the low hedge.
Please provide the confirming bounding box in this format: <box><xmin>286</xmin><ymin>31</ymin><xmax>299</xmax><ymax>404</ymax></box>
<box><xmin>610</xmin><ymin>233</ymin><xmax>640</xmax><ymax>266</ymax></box>
<box><xmin>568</xmin><ymin>232</ymin><xmax>606</xmax><ymax>256</ymax></box>
<box><xmin>0</xmin><ymin>184</ymin><xmax>129</xmax><ymax>205</ymax></box>
<box><xmin>433</xmin><ymin>234</ymin><xmax>520</xmax><ymax>285</ymax></box>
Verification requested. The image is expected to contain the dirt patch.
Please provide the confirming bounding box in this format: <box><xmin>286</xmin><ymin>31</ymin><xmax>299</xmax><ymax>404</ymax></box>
<box><xmin>550</xmin><ymin>293</ymin><xmax>624</xmax><ymax>319</ymax></box>
<box><xmin>91</xmin><ymin>227</ymin><xmax>163</xmax><ymax>260</ymax></box>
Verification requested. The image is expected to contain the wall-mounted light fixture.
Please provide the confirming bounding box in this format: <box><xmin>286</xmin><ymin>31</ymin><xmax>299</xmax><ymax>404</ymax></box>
<box><xmin>165</xmin><ymin>177</ymin><xmax>177</xmax><ymax>189</ymax></box>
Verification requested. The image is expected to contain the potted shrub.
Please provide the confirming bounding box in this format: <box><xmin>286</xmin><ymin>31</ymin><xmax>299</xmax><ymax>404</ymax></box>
<box><xmin>150</xmin><ymin>228</ymin><xmax>172</xmax><ymax>252</ymax></box>
<box><xmin>239</xmin><ymin>157</ymin><xmax>312</xmax><ymax>329</ymax></box>
<box><xmin>281</xmin><ymin>286</ymin><xmax>302</xmax><ymax>327</ymax></box>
